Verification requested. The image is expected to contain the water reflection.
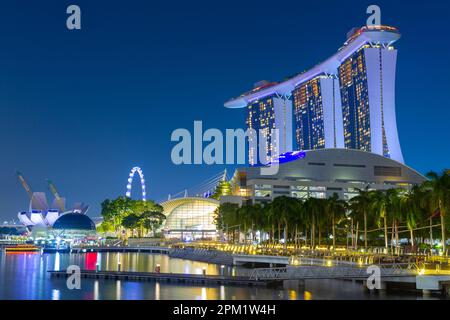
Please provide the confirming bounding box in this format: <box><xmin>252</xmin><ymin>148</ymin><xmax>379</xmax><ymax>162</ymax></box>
<box><xmin>304</xmin><ymin>291</ymin><xmax>312</xmax><ymax>300</ymax></box>
<box><xmin>0</xmin><ymin>252</ymin><xmax>443</xmax><ymax>300</ymax></box>
<box><xmin>201</xmin><ymin>287</ymin><xmax>207</xmax><ymax>300</ymax></box>
<box><xmin>220</xmin><ymin>285</ymin><xmax>225</xmax><ymax>300</ymax></box>
<box><xmin>94</xmin><ymin>281</ymin><xmax>99</xmax><ymax>300</ymax></box>
<box><xmin>155</xmin><ymin>282</ymin><xmax>160</xmax><ymax>300</ymax></box>
<box><xmin>54</xmin><ymin>252</ymin><xmax>60</xmax><ymax>271</ymax></box>
<box><xmin>289</xmin><ymin>290</ymin><xmax>297</xmax><ymax>300</ymax></box>
<box><xmin>51</xmin><ymin>289</ymin><xmax>60</xmax><ymax>300</ymax></box>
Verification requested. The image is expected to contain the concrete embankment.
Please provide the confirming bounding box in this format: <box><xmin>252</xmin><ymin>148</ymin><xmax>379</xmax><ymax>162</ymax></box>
<box><xmin>168</xmin><ymin>248</ymin><xmax>288</xmax><ymax>267</ymax></box>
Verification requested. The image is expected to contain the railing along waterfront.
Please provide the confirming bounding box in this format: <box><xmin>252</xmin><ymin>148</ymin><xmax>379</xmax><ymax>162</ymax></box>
<box><xmin>247</xmin><ymin>262</ymin><xmax>421</xmax><ymax>281</ymax></box>
<box><xmin>170</xmin><ymin>241</ymin><xmax>440</xmax><ymax>265</ymax></box>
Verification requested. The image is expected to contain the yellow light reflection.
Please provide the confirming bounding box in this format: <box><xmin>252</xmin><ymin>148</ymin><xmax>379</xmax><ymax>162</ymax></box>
<box><xmin>201</xmin><ymin>287</ymin><xmax>207</xmax><ymax>300</ymax></box>
<box><xmin>116</xmin><ymin>280</ymin><xmax>121</xmax><ymax>300</ymax></box>
<box><xmin>304</xmin><ymin>291</ymin><xmax>312</xmax><ymax>300</ymax></box>
<box><xmin>155</xmin><ymin>282</ymin><xmax>160</xmax><ymax>300</ymax></box>
<box><xmin>289</xmin><ymin>290</ymin><xmax>297</xmax><ymax>300</ymax></box>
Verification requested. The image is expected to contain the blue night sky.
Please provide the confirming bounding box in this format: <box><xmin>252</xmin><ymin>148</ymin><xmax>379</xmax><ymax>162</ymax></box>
<box><xmin>0</xmin><ymin>0</ymin><xmax>449</xmax><ymax>220</ymax></box>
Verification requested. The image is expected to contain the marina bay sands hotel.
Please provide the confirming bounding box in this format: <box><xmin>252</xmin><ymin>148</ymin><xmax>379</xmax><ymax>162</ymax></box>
<box><xmin>225</xmin><ymin>25</ymin><xmax>404</xmax><ymax>165</ymax></box>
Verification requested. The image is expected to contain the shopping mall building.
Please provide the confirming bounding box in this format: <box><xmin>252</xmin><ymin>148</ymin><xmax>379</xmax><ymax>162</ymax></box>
<box><xmin>222</xmin><ymin>149</ymin><xmax>426</xmax><ymax>206</ymax></box>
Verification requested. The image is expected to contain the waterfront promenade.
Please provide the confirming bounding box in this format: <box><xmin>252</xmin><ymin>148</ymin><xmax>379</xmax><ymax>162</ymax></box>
<box><xmin>63</xmin><ymin>241</ymin><xmax>450</xmax><ymax>271</ymax></box>
<box><xmin>48</xmin><ymin>262</ymin><xmax>450</xmax><ymax>295</ymax></box>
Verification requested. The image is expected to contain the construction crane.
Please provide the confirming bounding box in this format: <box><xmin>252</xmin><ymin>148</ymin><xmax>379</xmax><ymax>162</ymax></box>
<box><xmin>47</xmin><ymin>179</ymin><xmax>62</xmax><ymax>200</ymax></box>
<box><xmin>16</xmin><ymin>171</ymin><xmax>33</xmax><ymax>199</ymax></box>
<box><xmin>47</xmin><ymin>179</ymin><xmax>66</xmax><ymax>212</ymax></box>
<box><xmin>16</xmin><ymin>171</ymin><xmax>48</xmax><ymax>211</ymax></box>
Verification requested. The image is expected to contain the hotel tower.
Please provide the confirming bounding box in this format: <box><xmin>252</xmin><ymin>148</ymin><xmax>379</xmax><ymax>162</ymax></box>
<box><xmin>225</xmin><ymin>26</ymin><xmax>404</xmax><ymax>165</ymax></box>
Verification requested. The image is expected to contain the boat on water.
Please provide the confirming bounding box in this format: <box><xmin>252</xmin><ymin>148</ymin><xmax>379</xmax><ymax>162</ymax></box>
<box><xmin>42</xmin><ymin>243</ymin><xmax>70</xmax><ymax>253</ymax></box>
<box><xmin>4</xmin><ymin>244</ymin><xmax>41</xmax><ymax>253</ymax></box>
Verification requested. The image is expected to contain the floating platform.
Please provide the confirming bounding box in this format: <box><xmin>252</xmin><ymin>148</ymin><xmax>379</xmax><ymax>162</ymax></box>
<box><xmin>48</xmin><ymin>269</ymin><xmax>269</xmax><ymax>287</ymax></box>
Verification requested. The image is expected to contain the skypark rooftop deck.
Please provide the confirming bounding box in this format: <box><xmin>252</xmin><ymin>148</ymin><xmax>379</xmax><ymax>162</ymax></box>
<box><xmin>224</xmin><ymin>25</ymin><xmax>400</xmax><ymax>108</ymax></box>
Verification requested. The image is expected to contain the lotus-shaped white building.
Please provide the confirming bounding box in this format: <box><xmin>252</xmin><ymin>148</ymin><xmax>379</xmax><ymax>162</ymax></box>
<box><xmin>16</xmin><ymin>172</ymin><xmax>89</xmax><ymax>228</ymax></box>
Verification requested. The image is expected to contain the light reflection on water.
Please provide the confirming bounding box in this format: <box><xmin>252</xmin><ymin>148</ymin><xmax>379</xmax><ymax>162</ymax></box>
<box><xmin>0</xmin><ymin>251</ymin><xmax>442</xmax><ymax>300</ymax></box>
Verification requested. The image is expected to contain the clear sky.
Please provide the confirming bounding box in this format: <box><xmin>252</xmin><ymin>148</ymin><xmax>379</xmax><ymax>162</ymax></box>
<box><xmin>0</xmin><ymin>0</ymin><xmax>449</xmax><ymax>220</ymax></box>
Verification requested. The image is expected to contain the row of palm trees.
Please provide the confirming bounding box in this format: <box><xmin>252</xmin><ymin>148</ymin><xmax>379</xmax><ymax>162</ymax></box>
<box><xmin>214</xmin><ymin>171</ymin><xmax>450</xmax><ymax>254</ymax></box>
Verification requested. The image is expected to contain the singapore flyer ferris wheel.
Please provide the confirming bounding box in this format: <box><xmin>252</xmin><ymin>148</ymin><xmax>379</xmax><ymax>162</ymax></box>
<box><xmin>126</xmin><ymin>167</ymin><xmax>147</xmax><ymax>201</ymax></box>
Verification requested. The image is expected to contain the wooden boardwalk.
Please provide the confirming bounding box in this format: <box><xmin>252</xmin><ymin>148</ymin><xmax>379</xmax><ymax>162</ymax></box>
<box><xmin>48</xmin><ymin>270</ymin><xmax>268</xmax><ymax>287</ymax></box>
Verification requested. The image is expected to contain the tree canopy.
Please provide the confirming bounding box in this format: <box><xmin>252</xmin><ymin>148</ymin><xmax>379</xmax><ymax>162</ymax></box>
<box><xmin>99</xmin><ymin>196</ymin><xmax>165</xmax><ymax>238</ymax></box>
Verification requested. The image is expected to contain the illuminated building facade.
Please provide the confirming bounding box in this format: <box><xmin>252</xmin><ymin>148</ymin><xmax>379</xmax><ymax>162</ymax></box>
<box><xmin>225</xmin><ymin>26</ymin><xmax>404</xmax><ymax>163</ymax></box>
<box><xmin>246</xmin><ymin>91</ymin><xmax>292</xmax><ymax>165</ymax></box>
<box><xmin>292</xmin><ymin>76</ymin><xmax>343</xmax><ymax>150</ymax></box>
<box><xmin>246</xmin><ymin>84</ymin><xmax>293</xmax><ymax>165</ymax></box>
<box><xmin>224</xmin><ymin>149</ymin><xmax>425</xmax><ymax>206</ymax></box>
<box><xmin>293</xmin><ymin>78</ymin><xmax>324</xmax><ymax>150</ymax></box>
<box><xmin>246</xmin><ymin>95</ymin><xmax>276</xmax><ymax>165</ymax></box>
<box><xmin>339</xmin><ymin>49</ymin><xmax>371</xmax><ymax>151</ymax></box>
<box><xmin>161</xmin><ymin>197</ymin><xmax>219</xmax><ymax>240</ymax></box>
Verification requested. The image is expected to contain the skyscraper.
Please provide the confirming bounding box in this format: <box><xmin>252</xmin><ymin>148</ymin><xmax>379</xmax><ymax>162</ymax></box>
<box><xmin>244</xmin><ymin>81</ymin><xmax>293</xmax><ymax>165</ymax></box>
<box><xmin>225</xmin><ymin>25</ymin><xmax>404</xmax><ymax>164</ymax></box>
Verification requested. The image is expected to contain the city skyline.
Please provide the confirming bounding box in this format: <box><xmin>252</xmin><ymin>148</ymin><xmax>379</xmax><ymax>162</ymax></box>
<box><xmin>1</xmin><ymin>0</ymin><xmax>450</xmax><ymax>220</ymax></box>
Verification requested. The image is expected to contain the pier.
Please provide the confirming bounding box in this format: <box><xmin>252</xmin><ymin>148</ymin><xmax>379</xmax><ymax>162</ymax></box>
<box><xmin>48</xmin><ymin>269</ymin><xmax>268</xmax><ymax>287</ymax></box>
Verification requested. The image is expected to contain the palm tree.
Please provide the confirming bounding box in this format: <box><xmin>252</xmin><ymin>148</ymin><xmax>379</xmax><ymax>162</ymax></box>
<box><xmin>315</xmin><ymin>200</ymin><xmax>328</xmax><ymax>246</ymax></box>
<box><xmin>370</xmin><ymin>190</ymin><xmax>389</xmax><ymax>252</ymax></box>
<box><xmin>236</xmin><ymin>205</ymin><xmax>250</xmax><ymax>242</ymax></box>
<box><xmin>264</xmin><ymin>202</ymin><xmax>277</xmax><ymax>245</ymax></box>
<box><xmin>347</xmin><ymin>202</ymin><xmax>359</xmax><ymax>249</ymax></box>
<box><xmin>250</xmin><ymin>203</ymin><xmax>264</xmax><ymax>242</ymax></box>
<box><xmin>399</xmin><ymin>186</ymin><xmax>426</xmax><ymax>247</ymax></box>
<box><xmin>291</xmin><ymin>198</ymin><xmax>306</xmax><ymax>249</ymax></box>
<box><xmin>423</xmin><ymin>171</ymin><xmax>450</xmax><ymax>253</ymax></box>
<box><xmin>325</xmin><ymin>193</ymin><xmax>347</xmax><ymax>250</ymax></box>
<box><xmin>215</xmin><ymin>203</ymin><xmax>239</xmax><ymax>242</ymax></box>
<box><xmin>385</xmin><ymin>188</ymin><xmax>402</xmax><ymax>254</ymax></box>
<box><xmin>349</xmin><ymin>187</ymin><xmax>372</xmax><ymax>249</ymax></box>
<box><xmin>304</xmin><ymin>197</ymin><xmax>325</xmax><ymax>250</ymax></box>
<box><xmin>271</xmin><ymin>196</ymin><xmax>298</xmax><ymax>250</ymax></box>
<box><xmin>260</xmin><ymin>203</ymin><xmax>273</xmax><ymax>244</ymax></box>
